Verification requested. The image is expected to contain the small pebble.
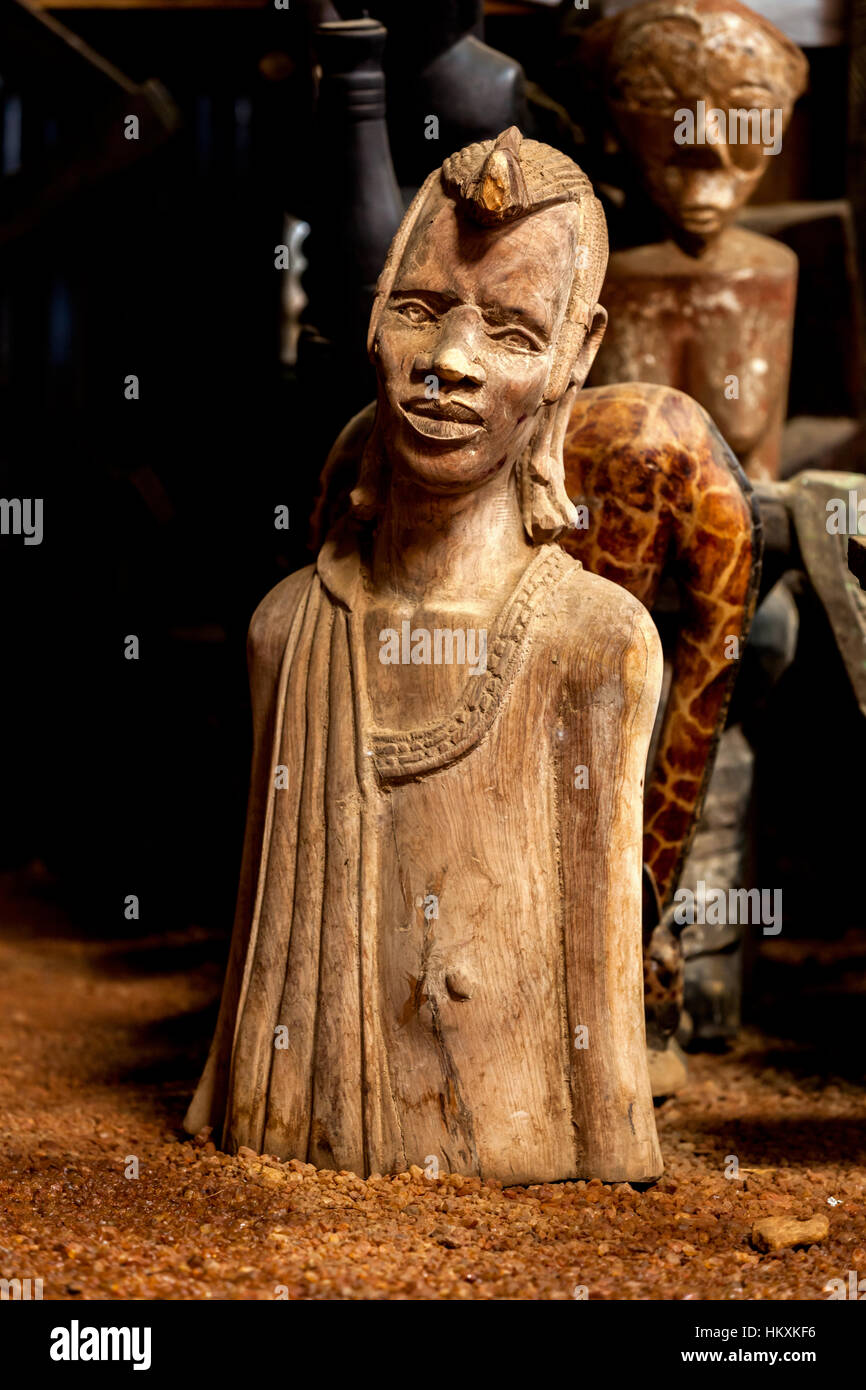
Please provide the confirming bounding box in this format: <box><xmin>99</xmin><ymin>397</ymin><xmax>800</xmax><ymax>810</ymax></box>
<box><xmin>751</xmin><ymin>1215</ymin><xmax>830</xmax><ymax>1253</ymax></box>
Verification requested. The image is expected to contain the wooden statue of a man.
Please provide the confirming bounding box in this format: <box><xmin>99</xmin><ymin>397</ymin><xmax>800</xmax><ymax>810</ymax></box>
<box><xmin>580</xmin><ymin>0</ymin><xmax>808</xmax><ymax>480</ymax></box>
<box><xmin>186</xmin><ymin>129</ymin><xmax>664</xmax><ymax>1185</ymax></box>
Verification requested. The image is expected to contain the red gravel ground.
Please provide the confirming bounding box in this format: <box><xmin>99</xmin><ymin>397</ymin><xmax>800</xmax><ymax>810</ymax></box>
<box><xmin>1</xmin><ymin>872</ymin><xmax>864</xmax><ymax>1301</ymax></box>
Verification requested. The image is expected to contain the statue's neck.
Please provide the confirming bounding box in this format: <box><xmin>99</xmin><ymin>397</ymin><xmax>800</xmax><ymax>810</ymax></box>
<box><xmin>369</xmin><ymin>465</ymin><xmax>532</xmax><ymax>609</ymax></box>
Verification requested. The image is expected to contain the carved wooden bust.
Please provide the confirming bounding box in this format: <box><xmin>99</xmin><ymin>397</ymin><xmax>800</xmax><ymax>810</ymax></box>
<box><xmin>186</xmin><ymin>129</ymin><xmax>663</xmax><ymax>1185</ymax></box>
<box><xmin>582</xmin><ymin>0</ymin><xmax>808</xmax><ymax>479</ymax></box>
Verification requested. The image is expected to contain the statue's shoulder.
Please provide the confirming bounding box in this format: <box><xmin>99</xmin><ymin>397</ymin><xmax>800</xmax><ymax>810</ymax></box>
<box><xmin>248</xmin><ymin>565</ymin><xmax>316</xmax><ymax>661</ymax></box>
<box><xmin>551</xmin><ymin>553</ymin><xmax>652</xmax><ymax>630</ymax></box>
<box><xmin>537</xmin><ymin>552</ymin><xmax>661</xmax><ymax>695</ymax></box>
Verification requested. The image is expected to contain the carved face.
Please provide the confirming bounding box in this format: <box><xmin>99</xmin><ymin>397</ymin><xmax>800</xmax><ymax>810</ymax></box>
<box><xmin>608</xmin><ymin>13</ymin><xmax>800</xmax><ymax>243</ymax></box>
<box><xmin>374</xmin><ymin>191</ymin><xmax>581</xmax><ymax>496</ymax></box>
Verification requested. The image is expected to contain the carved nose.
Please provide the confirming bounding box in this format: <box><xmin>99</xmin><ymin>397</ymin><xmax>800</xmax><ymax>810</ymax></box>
<box><xmin>429</xmin><ymin>311</ymin><xmax>487</xmax><ymax>386</ymax></box>
<box><xmin>435</xmin><ymin>346</ymin><xmax>469</xmax><ymax>381</ymax></box>
<box><xmin>682</xmin><ymin>169</ymin><xmax>737</xmax><ymax>207</ymax></box>
<box><xmin>680</xmin><ymin>139</ymin><xmax>732</xmax><ymax>172</ymax></box>
<box><xmin>432</xmin><ymin>344</ymin><xmax>487</xmax><ymax>386</ymax></box>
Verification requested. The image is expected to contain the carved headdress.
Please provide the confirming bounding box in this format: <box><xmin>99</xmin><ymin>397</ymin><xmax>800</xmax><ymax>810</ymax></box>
<box><xmin>581</xmin><ymin>0</ymin><xmax>808</xmax><ymax>106</ymax></box>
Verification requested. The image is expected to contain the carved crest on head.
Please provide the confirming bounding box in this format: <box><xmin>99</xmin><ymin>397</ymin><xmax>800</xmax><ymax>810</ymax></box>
<box><xmin>460</xmin><ymin>126</ymin><xmax>530</xmax><ymax>224</ymax></box>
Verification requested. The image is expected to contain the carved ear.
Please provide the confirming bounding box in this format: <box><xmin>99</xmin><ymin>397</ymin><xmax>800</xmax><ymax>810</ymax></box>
<box><xmin>520</xmin><ymin>388</ymin><xmax>581</xmax><ymax>541</ymax></box>
<box><xmin>544</xmin><ymin>304</ymin><xmax>606</xmax><ymax>402</ymax></box>
<box><xmin>570</xmin><ymin>304</ymin><xmax>607</xmax><ymax>388</ymax></box>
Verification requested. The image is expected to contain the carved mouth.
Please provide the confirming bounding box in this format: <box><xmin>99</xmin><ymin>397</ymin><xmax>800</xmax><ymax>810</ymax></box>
<box><xmin>399</xmin><ymin>398</ymin><xmax>485</xmax><ymax>442</ymax></box>
<box><xmin>680</xmin><ymin>205</ymin><xmax>722</xmax><ymax>228</ymax></box>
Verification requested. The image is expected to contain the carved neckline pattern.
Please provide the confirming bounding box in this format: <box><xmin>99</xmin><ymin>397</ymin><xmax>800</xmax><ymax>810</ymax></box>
<box><xmin>368</xmin><ymin>543</ymin><xmax>575</xmax><ymax>783</ymax></box>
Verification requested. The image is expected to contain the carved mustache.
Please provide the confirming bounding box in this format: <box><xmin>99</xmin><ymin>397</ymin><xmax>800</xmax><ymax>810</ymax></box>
<box><xmin>401</xmin><ymin>397</ymin><xmax>486</xmax><ymax>426</ymax></box>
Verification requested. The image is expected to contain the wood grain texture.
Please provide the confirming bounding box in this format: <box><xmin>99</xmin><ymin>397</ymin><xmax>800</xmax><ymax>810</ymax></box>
<box><xmin>188</xmin><ymin>130</ymin><xmax>663</xmax><ymax>1182</ymax></box>
<box><xmin>310</xmin><ymin>378</ymin><xmax>761</xmax><ymax>1046</ymax></box>
<box><xmin>580</xmin><ymin>0</ymin><xmax>808</xmax><ymax>479</ymax></box>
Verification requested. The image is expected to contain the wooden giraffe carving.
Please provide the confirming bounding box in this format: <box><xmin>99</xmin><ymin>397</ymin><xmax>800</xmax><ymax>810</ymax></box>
<box><xmin>311</xmin><ymin>379</ymin><xmax>761</xmax><ymax>1040</ymax></box>
<box><xmin>562</xmin><ymin>382</ymin><xmax>761</xmax><ymax>1039</ymax></box>
<box><xmin>563</xmin><ymin>381</ymin><xmax>760</xmax><ymax>907</ymax></box>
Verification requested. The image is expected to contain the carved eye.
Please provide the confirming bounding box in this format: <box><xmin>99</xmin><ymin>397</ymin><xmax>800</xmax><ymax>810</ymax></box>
<box><xmin>636</xmin><ymin>87</ymin><xmax>678</xmax><ymax>111</ymax></box>
<box><xmin>394</xmin><ymin>300</ymin><xmax>435</xmax><ymax>325</ymax></box>
<box><xmin>616</xmin><ymin>70</ymin><xmax>678</xmax><ymax>113</ymax></box>
<box><xmin>492</xmin><ymin>327</ymin><xmax>540</xmax><ymax>352</ymax></box>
